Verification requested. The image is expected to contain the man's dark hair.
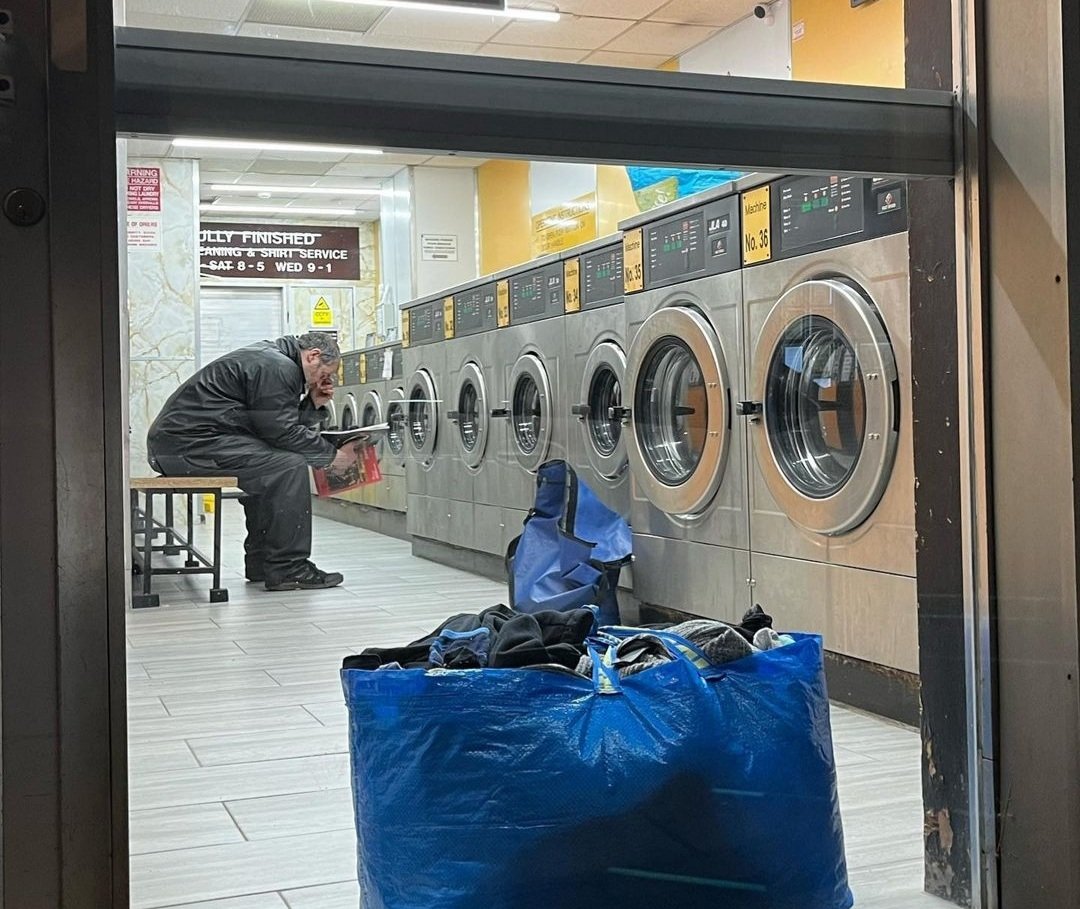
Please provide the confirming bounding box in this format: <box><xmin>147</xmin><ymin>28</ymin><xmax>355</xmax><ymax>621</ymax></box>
<box><xmin>297</xmin><ymin>332</ymin><xmax>341</xmax><ymax>365</ymax></box>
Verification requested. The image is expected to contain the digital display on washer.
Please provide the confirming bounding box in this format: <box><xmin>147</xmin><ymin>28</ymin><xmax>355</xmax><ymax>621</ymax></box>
<box><xmin>510</xmin><ymin>269</ymin><xmax>562</xmax><ymax>320</ymax></box>
<box><xmin>779</xmin><ymin>175</ymin><xmax>865</xmax><ymax>253</ymax></box>
<box><xmin>454</xmin><ymin>285</ymin><xmax>498</xmax><ymax>334</ymax></box>
<box><xmin>582</xmin><ymin>246</ymin><xmax>624</xmax><ymax>307</ymax></box>
<box><xmin>409</xmin><ymin>305</ymin><xmax>434</xmax><ymax>344</ymax></box>
<box><xmin>646</xmin><ymin>210</ymin><xmax>705</xmax><ymax>284</ymax></box>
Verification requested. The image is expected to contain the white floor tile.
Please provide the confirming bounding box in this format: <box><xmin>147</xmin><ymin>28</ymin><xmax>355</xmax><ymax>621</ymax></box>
<box><xmin>225</xmin><ymin>788</ymin><xmax>354</xmax><ymax>840</ymax></box>
<box><xmin>130</xmin><ymin>803</ymin><xmax>245</xmax><ymax>854</ymax></box>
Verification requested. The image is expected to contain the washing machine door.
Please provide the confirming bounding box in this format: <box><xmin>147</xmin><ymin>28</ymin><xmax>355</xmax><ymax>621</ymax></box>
<box><xmin>626</xmin><ymin>305</ymin><xmax>732</xmax><ymax>516</ymax></box>
<box><xmin>320</xmin><ymin>398</ymin><xmax>338</xmax><ymax>430</ymax></box>
<box><xmin>406</xmin><ymin>368</ymin><xmax>439</xmax><ymax>461</ymax></box>
<box><xmin>360</xmin><ymin>389</ymin><xmax>384</xmax><ymax>455</ymax></box>
<box><xmin>449</xmin><ymin>362</ymin><xmax>489</xmax><ymax>469</ymax></box>
<box><xmin>385</xmin><ymin>386</ymin><xmax>408</xmax><ymax>468</ymax></box>
<box><xmin>750</xmin><ymin>278</ymin><xmax>899</xmax><ymax>536</ymax></box>
<box><xmin>339</xmin><ymin>393</ymin><xmax>358</xmax><ymax>430</ymax></box>
<box><xmin>508</xmin><ymin>352</ymin><xmax>552</xmax><ymax>473</ymax></box>
<box><xmin>575</xmin><ymin>341</ymin><xmax>628</xmax><ymax>481</ymax></box>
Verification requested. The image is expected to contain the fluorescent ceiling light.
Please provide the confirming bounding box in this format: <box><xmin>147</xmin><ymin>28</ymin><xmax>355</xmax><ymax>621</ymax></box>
<box><xmin>200</xmin><ymin>203</ymin><xmax>363</xmax><ymax>216</ymax></box>
<box><xmin>174</xmin><ymin>138</ymin><xmax>383</xmax><ymax>155</ymax></box>
<box><xmin>210</xmin><ymin>183</ymin><xmax>384</xmax><ymax>196</ymax></box>
<box><xmin>324</xmin><ymin>0</ymin><xmax>560</xmax><ymax>21</ymax></box>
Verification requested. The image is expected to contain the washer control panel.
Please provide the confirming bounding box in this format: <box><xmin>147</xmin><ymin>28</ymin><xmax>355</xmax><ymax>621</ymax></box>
<box><xmin>405</xmin><ymin>298</ymin><xmax>446</xmax><ymax>346</ymax></box>
<box><xmin>581</xmin><ymin>243</ymin><xmax>624</xmax><ymax>309</ymax></box>
<box><xmin>643</xmin><ymin>192</ymin><xmax>739</xmax><ymax>291</ymax></box>
<box><xmin>453</xmin><ymin>282</ymin><xmax>499</xmax><ymax>336</ymax></box>
<box><xmin>509</xmin><ymin>262</ymin><xmax>564</xmax><ymax>324</ymax></box>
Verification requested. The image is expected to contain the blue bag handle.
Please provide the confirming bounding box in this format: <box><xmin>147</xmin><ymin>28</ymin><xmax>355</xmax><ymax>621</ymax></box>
<box><xmin>598</xmin><ymin>626</ymin><xmax>729</xmax><ymax>681</ymax></box>
<box><xmin>585</xmin><ymin>641</ymin><xmax>622</xmax><ymax>695</ymax></box>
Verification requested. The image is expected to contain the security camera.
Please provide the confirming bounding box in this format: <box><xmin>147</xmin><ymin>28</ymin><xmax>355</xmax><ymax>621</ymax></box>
<box><xmin>753</xmin><ymin>3</ymin><xmax>774</xmax><ymax>24</ymax></box>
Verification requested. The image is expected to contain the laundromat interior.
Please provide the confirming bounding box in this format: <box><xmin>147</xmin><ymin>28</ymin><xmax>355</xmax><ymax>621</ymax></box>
<box><xmin>49</xmin><ymin>0</ymin><xmax>1049</xmax><ymax>905</ymax></box>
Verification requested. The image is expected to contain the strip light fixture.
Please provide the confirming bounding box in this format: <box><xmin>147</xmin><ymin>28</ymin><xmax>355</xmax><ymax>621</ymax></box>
<box><xmin>209</xmin><ymin>184</ymin><xmax>385</xmax><ymax>197</ymax></box>
<box><xmin>324</xmin><ymin>0</ymin><xmax>560</xmax><ymax>21</ymax></box>
<box><xmin>174</xmin><ymin>138</ymin><xmax>383</xmax><ymax>155</ymax></box>
<box><xmin>200</xmin><ymin>203</ymin><xmax>364</xmax><ymax>216</ymax></box>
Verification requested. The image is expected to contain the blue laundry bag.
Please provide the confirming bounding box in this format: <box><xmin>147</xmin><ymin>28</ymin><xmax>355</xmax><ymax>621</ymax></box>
<box><xmin>342</xmin><ymin>631</ymin><xmax>853</xmax><ymax>909</ymax></box>
<box><xmin>506</xmin><ymin>459</ymin><xmax>632</xmax><ymax>626</ymax></box>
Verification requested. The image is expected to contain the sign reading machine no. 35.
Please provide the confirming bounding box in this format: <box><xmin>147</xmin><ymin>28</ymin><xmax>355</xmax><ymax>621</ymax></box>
<box><xmin>200</xmin><ymin>223</ymin><xmax>361</xmax><ymax>281</ymax></box>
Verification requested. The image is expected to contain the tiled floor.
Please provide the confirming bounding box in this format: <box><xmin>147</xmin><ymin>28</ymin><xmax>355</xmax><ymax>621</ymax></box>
<box><xmin>128</xmin><ymin>503</ymin><xmax>945</xmax><ymax>909</ymax></box>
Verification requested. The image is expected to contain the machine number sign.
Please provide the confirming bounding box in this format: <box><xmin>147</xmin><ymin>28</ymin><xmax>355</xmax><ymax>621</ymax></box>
<box><xmin>497</xmin><ymin>280</ymin><xmax>510</xmax><ymax>327</ymax></box>
<box><xmin>623</xmin><ymin>229</ymin><xmax>644</xmax><ymax>293</ymax></box>
<box><xmin>443</xmin><ymin>297</ymin><xmax>456</xmax><ymax>340</ymax></box>
<box><xmin>742</xmin><ymin>186</ymin><xmax>772</xmax><ymax>265</ymax></box>
<box><xmin>401</xmin><ymin>310</ymin><xmax>411</xmax><ymax>348</ymax></box>
<box><xmin>564</xmin><ymin>258</ymin><xmax>581</xmax><ymax>313</ymax></box>
<box><xmin>359</xmin><ymin>353</ymin><xmax>368</xmax><ymax>384</ymax></box>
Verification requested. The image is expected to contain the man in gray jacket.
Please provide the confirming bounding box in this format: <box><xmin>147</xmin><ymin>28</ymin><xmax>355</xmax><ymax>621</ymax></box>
<box><xmin>148</xmin><ymin>332</ymin><xmax>356</xmax><ymax>591</ymax></box>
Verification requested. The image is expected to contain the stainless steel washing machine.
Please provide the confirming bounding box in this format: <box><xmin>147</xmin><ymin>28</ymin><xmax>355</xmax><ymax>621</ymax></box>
<box><xmin>561</xmin><ymin>237</ymin><xmax>631</xmax><ymax>519</ymax></box>
<box><xmin>741</xmin><ymin>173</ymin><xmax>916</xmax><ymax>675</ymax></box>
<box><xmin>620</xmin><ymin>185</ymin><xmax>752</xmax><ymax>623</ymax></box>
<box><xmin>443</xmin><ymin>279</ymin><xmax>518</xmax><ymax>557</ymax></box>
<box><xmin>402</xmin><ymin>293</ymin><xmax>452</xmax><ymax>545</ymax></box>
<box><xmin>492</xmin><ymin>255</ymin><xmax>569</xmax><ymax>530</ymax></box>
<box><xmin>377</xmin><ymin>343</ymin><xmax>407</xmax><ymax>517</ymax></box>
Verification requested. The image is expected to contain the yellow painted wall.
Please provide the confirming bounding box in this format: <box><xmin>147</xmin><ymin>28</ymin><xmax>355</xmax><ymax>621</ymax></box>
<box><xmin>597</xmin><ymin>166</ymin><xmax>639</xmax><ymax>237</ymax></box>
<box><xmin>790</xmin><ymin>0</ymin><xmax>905</xmax><ymax>88</ymax></box>
<box><xmin>657</xmin><ymin>57</ymin><xmax>680</xmax><ymax>72</ymax></box>
<box><xmin>477</xmin><ymin>161</ymin><xmax>644</xmax><ymax>272</ymax></box>
<box><xmin>477</xmin><ymin>159</ymin><xmax>531</xmax><ymax>274</ymax></box>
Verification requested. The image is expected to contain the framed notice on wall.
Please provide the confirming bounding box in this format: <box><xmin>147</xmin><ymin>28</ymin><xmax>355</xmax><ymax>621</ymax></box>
<box><xmin>200</xmin><ymin>223</ymin><xmax>361</xmax><ymax>281</ymax></box>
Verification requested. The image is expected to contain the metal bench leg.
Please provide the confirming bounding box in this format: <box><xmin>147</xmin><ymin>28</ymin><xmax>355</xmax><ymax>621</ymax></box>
<box><xmin>133</xmin><ymin>490</ymin><xmax>160</xmax><ymax>608</ymax></box>
<box><xmin>163</xmin><ymin>494</ymin><xmax>182</xmax><ymax>555</ymax></box>
<box><xmin>209</xmin><ymin>488</ymin><xmax>228</xmax><ymax>603</ymax></box>
<box><xmin>184</xmin><ymin>492</ymin><xmax>200</xmax><ymax>568</ymax></box>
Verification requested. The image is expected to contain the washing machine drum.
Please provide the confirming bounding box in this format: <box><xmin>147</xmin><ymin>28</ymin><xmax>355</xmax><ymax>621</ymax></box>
<box><xmin>626</xmin><ymin>304</ymin><xmax>732</xmax><ymax>517</ymax></box>
<box><xmin>509</xmin><ymin>353</ymin><xmax>552</xmax><ymax>473</ymax></box>
<box><xmin>450</xmin><ymin>362</ymin><xmax>489</xmax><ymax>468</ymax></box>
<box><xmin>406</xmin><ymin>368</ymin><xmax>439</xmax><ymax>459</ymax></box>
<box><xmin>360</xmin><ymin>389</ymin><xmax>384</xmax><ymax>454</ymax></box>
<box><xmin>385</xmin><ymin>387</ymin><xmax>407</xmax><ymax>466</ymax></box>
<box><xmin>751</xmin><ymin>278</ymin><xmax>899</xmax><ymax>536</ymax></box>
<box><xmin>339</xmin><ymin>394</ymin><xmax>358</xmax><ymax>430</ymax></box>
<box><xmin>576</xmin><ymin>341</ymin><xmax>628</xmax><ymax>481</ymax></box>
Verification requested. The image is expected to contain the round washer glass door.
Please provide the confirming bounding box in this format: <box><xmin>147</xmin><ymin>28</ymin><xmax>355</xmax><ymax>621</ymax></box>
<box><xmin>626</xmin><ymin>305</ymin><xmax>732</xmax><ymax>516</ymax></box>
<box><xmin>508</xmin><ymin>353</ymin><xmax>552</xmax><ymax>473</ymax></box>
<box><xmin>339</xmin><ymin>394</ymin><xmax>358</xmax><ymax>431</ymax></box>
<box><xmin>577</xmin><ymin>341</ymin><xmax>628</xmax><ymax>481</ymax></box>
<box><xmin>450</xmin><ymin>362</ymin><xmax>489</xmax><ymax>469</ymax></box>
<box><xmin>406</xmin><ymin>369</ymin><xmax>439</xmax><ymax>461</ymax></box>
<box><xmin>360</xmin><ymin>390</ymin><xmax>384</xmax><ymax>456</ymax></box>
<box><xmin>751</xmin><ymin>278</ymin><xmax>899</xmax><ymax>535</ymax></box>
<box><xmin>385</xmin><ymin>387</ymin><xmax>407</xmax><ymax>467</ymax></box>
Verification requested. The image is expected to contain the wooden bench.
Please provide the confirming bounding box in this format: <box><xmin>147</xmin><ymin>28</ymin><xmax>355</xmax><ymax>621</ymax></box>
<box><xmin>130</xmin><ymin>476</ymin><xmax>238</xmax><ymax>608</ymax></box>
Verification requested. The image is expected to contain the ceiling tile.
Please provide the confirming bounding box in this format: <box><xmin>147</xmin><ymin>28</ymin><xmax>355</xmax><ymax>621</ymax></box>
<box><xmin>366</xmin><ymin>7</ymin><xmax>503</xmax><ymax>42</ymax></box>
<box><xmin>652</xmin><ymin>0</ymin><xmax>748</xmax><ymax>27</ymax></box>
<box><xmin>199</xmin><ymin>171</ymin><xmax>246</xmax><ymax>184</ymax></box>
<box><xmin>327</xmin><ymin>163</ymin><xmax>412</xmax><ymax>178</ymax></box>
<box><xmin>126</xmin><ymin>138</ymin><xmax>174</xmax><ymax>157</ymax></box>
<box><xmin>236</xmin><ymin>22</ymin><xmax>364</xmax><ymax>43</ymax></box>
<box><xmin>235</xmin><ymin>174</ymin><xmax>322</xmax><ymax>186</ymax></box>
<box><xmin>195</xmin><ymin>156</ymin><xmax>260</xmax><ymax>170</ymax></box>
<box><xmin>312</xmin><ymin>175</ymin><xmax>397</xmax><ymax>187</ymax></box>
<box><xmin>601</xmin><ymin>20</ymin><xmax>715</xmax><ymax>55</ymax></box>
<box><xmin>492</xmin><ymin>15</ymin><xmax>632</xmax><ymax>50</ymax></box>
<box><xmin>582</xmin><ymin>50</ymin><xmax>672</xmax><ymax>69</ymax></box>
<box><xmin>244</xmin><ymin>0</ymin><xmax>384</xmax><ymax>32</ymax></box>
<box><xmin>126</xmin><ymin>0</ymin><xmax>250</xmax><ymax>19</ymax></box>
<box><xmin>249</xmin><ymin>159</ymin><xmax>336</xmax><ymax>176</ymax></box>
<box><xmin>423</xmin><ymin>156</ymin><xmax>488</xmax><ymax>168</ymax></box>
<box><xmin>541</xmin><ymin>0</ymin><xmax>667</xmax><ymax>17</ymax></box>
<box><xmin>123</xmin><ymin>12</ymin><xmax>237</xmax><ymax>33</ymax></box>
<box><xmin>476</xmin><ymin>43</ymin><xmax>589</xmax><ymax>63</ymax></box>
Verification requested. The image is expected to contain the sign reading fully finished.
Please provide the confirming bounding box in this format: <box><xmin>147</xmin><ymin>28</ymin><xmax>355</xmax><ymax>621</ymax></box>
<box><xmin>199</xmin><ymin>223</ymin><xmax>362</xmax><ymax>280</ymax></box>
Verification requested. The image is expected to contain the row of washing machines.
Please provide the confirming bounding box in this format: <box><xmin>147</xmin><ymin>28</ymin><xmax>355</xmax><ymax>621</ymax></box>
<box><xmin>343</xmin><ymin>172</ymin><xmax>918</xmax><ymax>677</ymax></box>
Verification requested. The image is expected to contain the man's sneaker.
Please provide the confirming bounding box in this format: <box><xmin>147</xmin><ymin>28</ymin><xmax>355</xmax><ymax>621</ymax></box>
<box><xmin>265</xmin><ymin>562</ymin><xmax>344</xmax><ymax>592</ymax></box>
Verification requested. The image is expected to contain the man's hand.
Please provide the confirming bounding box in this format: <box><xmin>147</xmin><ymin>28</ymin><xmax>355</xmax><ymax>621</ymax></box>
<box><xmin>311</xmin><ymin>374</ymin><xmax>335</xmax><ymax>409</ymax></box>
<box><xmin>330</xmin><ymin>443</ymin><xmax>359</xmax><ymax>473</ymax></box>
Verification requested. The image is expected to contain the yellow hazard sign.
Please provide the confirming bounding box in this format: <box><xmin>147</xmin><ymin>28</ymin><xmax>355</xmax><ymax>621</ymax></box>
<box><xmin>312</xmin><ymin>297</ymin><xmax>333</xmax><ymax>327</ymax></box>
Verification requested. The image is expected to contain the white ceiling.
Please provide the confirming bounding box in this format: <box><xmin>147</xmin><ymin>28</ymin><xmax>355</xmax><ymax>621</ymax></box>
<box><xmin>125</xmin><ymin>139</ymin><xmax>487</xmax><ymax>221</ymax></box>
<box><xmin>119</xmin><ymin>0</ymin><xmax>750</xmax><ymax>67</ymax></box>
